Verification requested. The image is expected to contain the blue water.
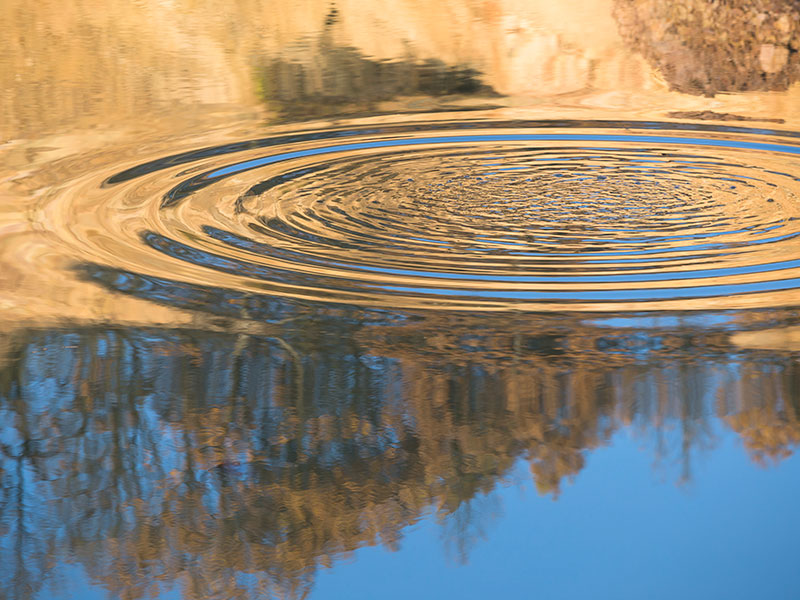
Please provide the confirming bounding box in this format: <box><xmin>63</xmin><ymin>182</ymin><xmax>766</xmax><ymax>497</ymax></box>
<box><xmin>314</xmin><ymin>430</ymin><xmax>800</xmax><ymax>600</ymax></box>
<box><xmin>206</xmin><ymin>135</ymin><xmax>800</xmax><ymax>180</ymax></box>
<box><xmin>32</xmin><ymin>427</ymin><xmax>800</xmax><ymax>600</ymax></box>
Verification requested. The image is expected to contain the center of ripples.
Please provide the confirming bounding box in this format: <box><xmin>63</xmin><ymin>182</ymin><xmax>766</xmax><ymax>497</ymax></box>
<box><xmin>53</xmin><ymin>121</ymin><xmax>800</xmax><ymax>311</ymax></box>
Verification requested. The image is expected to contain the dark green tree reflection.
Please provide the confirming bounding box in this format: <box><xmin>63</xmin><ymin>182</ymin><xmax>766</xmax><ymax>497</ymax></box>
<box><xmin>1</xmin><ymin>314</ymin><xmax>799</xmax><ymax>599</ymax></box>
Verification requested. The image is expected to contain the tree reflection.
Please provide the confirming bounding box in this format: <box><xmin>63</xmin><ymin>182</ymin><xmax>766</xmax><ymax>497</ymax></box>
<box><xmin>0</xmin><ymin>315</ymin><xmax>799</xmax><ymax>599</ymax></box>
<box><xmin>254</xmin><ymin>4</ymin><xmax>498</xmax><ymax>122</ymax></box>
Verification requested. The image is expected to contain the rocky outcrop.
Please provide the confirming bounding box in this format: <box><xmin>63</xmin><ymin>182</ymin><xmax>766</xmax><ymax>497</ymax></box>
<box><xmin>614</xmin><ymin>0</ymin><xmax>800</xmax><ymax>96</ymax></box>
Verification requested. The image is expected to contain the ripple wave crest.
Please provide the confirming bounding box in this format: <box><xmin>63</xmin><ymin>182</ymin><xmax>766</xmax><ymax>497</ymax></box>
<box><xmin>55</xmin><ymin>120</ymin><xmax>800</xmax><ymax>311</ymax></box>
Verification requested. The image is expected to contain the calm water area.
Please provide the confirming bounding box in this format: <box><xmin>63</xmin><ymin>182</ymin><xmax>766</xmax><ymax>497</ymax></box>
<box><xmin>2</xmin><ymin>1</ymin><xmax>800</xmax><ymax>598</ymax></box>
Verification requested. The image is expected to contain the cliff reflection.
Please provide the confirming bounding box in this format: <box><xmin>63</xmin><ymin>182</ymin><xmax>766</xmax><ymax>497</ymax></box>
<box><xmin>1</xmin><ymin>311</ymin><xmax>799</xmax><ymax>599</ymax></box>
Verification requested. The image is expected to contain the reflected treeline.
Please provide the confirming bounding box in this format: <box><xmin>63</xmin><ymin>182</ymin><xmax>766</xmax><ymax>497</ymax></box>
<box><xmin>615</xmin><ymin>0</ymin><xmax>800</xmax><ymax>96</ymax></box>
<box><xmin>1</xmin><ymin>309</ymin><xmax>800</xmax><ymax>599</ymax></box>
<box><xmin>259</xmin><ymin>53</ymin><xmax>495</xmax><ymax>121</ymax></box>
<box><xmin>256</xmin><ymin>8</ymin><xmax>497</xmax><ymax>121</ymax></box>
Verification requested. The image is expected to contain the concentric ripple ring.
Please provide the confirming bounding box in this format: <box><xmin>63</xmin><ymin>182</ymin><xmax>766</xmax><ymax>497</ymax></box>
<box><xmin>49</xmin><ymin>119</ymin><xmax>800</xmax><ymax>312</ymax></box>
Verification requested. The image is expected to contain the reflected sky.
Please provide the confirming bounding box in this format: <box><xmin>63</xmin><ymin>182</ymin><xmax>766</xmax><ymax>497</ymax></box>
<box><xmin>316</xmin><ymin>433</ymin><xmax>800</xmax><ymax>600</ymax></box>
<box><xmin>31</xmin><ymin>431</ymin><xmax>800</xmax><ymax>600</ymax></box>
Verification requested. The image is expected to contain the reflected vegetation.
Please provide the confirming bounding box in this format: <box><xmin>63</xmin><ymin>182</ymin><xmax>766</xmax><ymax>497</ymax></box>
<box><xmin>1</xmin><ymin>305</ymin><xmax>800</xmax><ymax>599</ymax></box>
<box><xmin>258</xmin><ymin>51</ymin><xmax>495</xmax><ymax>121</ymax></box>
<box><xmin>256</xmin><ymin>8</ymin><xmax>498</xmax><ymax>121</ymax></box>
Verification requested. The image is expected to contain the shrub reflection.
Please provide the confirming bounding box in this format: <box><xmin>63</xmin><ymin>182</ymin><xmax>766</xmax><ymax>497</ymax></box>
<box><xmin>0</xmin><ymin>312</ymin><xmax>799</xmax><ymax>599</ymax></box>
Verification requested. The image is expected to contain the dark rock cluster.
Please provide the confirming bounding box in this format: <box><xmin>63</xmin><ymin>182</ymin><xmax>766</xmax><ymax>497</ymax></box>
<box><xmin>614</xmin><ymin>0</ymin><xmax>800</xmax><ymax>96</ymax></box>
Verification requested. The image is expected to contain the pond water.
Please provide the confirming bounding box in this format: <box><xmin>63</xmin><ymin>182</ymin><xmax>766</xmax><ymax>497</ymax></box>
<box><xmin>2</xmin><ymin>1</ymin><xmax>800</xmax><ymax>599</ymax></box>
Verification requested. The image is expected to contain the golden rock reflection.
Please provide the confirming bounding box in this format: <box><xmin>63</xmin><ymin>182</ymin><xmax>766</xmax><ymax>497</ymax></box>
<box><xmin>3</xmin><ymin>0</ymin><xmax>800</xmax><ymax>141</ymax></box>
<box><xmin>1</xmin><ymin>313</ymin><xmax>799</xmax><ymax>599</ymax></box>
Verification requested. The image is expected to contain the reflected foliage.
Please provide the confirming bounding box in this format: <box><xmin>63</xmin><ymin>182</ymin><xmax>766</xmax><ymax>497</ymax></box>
<box><xmin>1</xmin><ymin>309</ymin><xmax>799</xmax><ymax>599</ymax></box>
<box><xmin>258</xmin><ymin>52</ymin><xmax>495</xmax><ymax>121</ymax></box>
<box><xmin>256</xmin><ymin>9</ymin><xmax>497</xmax><ymax>121</ymax></box>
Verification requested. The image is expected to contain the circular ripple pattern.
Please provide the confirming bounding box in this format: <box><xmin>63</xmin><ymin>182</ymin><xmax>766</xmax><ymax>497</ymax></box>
<box><xmin>53</xmin><ymin>120</ymin><xmax>800</xmax><ymax>311</ymax></box>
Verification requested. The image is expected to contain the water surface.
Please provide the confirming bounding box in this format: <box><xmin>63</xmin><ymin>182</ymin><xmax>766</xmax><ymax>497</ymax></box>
<box><xmin>2</xmin><ymin>1</ymin><xmax>800</xmax><ymax>599</ymax></box>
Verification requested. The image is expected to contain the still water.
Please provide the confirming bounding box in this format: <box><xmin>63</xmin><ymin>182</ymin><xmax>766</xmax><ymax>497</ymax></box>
<box><xmin>2</xmin><ymin>1</ymin><xmax>800</xmax><ymax>598</ymax></box>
